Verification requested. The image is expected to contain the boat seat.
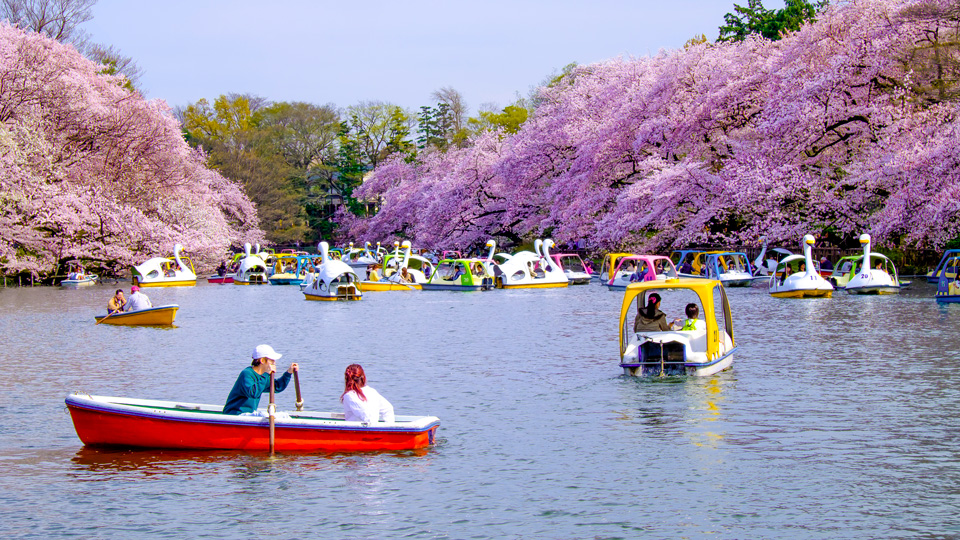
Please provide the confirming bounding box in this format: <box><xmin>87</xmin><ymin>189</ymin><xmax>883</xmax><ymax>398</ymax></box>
<box><xmin>677</xmin><ymin>329</ymin><xmax>707</xmax><ymax>352</ymax></box>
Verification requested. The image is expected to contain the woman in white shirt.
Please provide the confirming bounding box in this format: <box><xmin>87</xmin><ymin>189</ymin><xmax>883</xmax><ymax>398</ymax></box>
<box><xmin>340</xmin><ymin>364</ymin><xmax>395</xmax><ymax>424</ymax></box>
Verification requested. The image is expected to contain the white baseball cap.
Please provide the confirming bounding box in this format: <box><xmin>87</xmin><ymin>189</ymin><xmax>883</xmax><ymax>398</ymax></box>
<box><xmin>252</xmin><ymin>344</ymin><xmax>282</xmax><ymax>361</ymax></box>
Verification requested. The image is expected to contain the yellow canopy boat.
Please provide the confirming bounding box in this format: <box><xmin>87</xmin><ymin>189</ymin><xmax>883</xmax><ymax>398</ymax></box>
<box><xmin>618</xmin><ymin>279</ymin><xmax>735</xmax><ymax>377</ymax></box>
<box><xmin>94</xmin><ymin>305</ymin><xmax>179</xmax><ymax>326</ymax></box>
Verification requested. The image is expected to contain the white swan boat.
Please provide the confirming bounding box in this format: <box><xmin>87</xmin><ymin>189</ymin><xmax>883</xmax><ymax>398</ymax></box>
<box><xmin>844</xmin><ymin>234</ymin><xmax>902</xmax><ymax>295</ymax></box>
<box><xmin>131</xmin><ymin>244</ymin><xmax>197</xmax><ymax>287</ymax></box>
<box><xmin>302</xmin><ymin>242</ymin><xmax>362</xmax><ymax>301</ymax></box>
<box><xmin>481</xmin><ymin>239</ymin><xmax>512</xmax><ymax>276</ymax></box>
<box><xmin>768</xmin><ymin>235</ymin><xmax>834</xmax><ymax>298</ymax></box>
<box><xmin>363</xmin><ymin>241</ymin><xmax>428</xmax><ymax>291</ymax></box>
<box><xmin>492</xmin><ymin>239</ymin><xmax>569</xmax><ymax>289</ymax></box>
<box><xmin>234</xmin><ymin>243</ymin><xmax>268</xmax><ymax>285</ymax></box>
<box><xmin>752</xmin><ymin>236</ymin><xmax>793</xmax><ymax>276</ymax></box>
<box><xmin>342</xmin><ymin>241</ymin><xmax>380</xmax><ymax>276</ymax></box>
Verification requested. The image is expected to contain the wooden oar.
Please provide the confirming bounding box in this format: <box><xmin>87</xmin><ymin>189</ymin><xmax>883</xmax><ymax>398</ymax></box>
<box><xmin>96</xmin><ymin>309</ymin><xmax>120</xmax><ymax>325</ymax></box>
<box><xmin>294</xmin><ymin>369</ymin><xmax>303</xmax><ymax>412</ymax></box>
<box><xmin>268</xmin><ymin>371</ymin><xmax>276</xmax><ymax>455</ymax></box>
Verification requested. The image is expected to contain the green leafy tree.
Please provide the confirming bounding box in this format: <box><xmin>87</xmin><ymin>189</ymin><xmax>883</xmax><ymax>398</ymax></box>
<box><xmin>182</xmin><ymin>94</ymin><xmax>306</xmax><ymax>243</ymax></box>
<box><xmin>258</xmin><ymin>101</ymin><xmax>340</xmax><ymax>170</ymax></box>
<box><xmin>417</xmin><ymin>103</ymin><xmax>452</xmax><ymax>150</ymax></box>
<box><xmin>343</xmin><ymin>101</ymin><xmax>414</xmax><ymax>169</ymax></box>
<box><xmin>718</xmin><ymin>0</ymin><xmax>827</xmax><ymax>42</ymax></box>
<box><xmin>467</xmin><ymin>104</ymin><xmax>529</xmax><ymax>135</ymax></box>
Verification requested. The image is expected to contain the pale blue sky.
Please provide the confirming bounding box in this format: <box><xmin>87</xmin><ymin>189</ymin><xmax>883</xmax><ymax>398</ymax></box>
<box><xmin>86</xmin><ymin>0</ymin><xmax>785</xmax><ymax>113</ymax></box>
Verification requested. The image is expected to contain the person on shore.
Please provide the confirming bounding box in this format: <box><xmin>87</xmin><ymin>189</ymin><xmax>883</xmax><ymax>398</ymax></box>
<box><xmin>223</xmin><ymin>345</ymin><xmax>299</xmax><ymax>415</ymax></box>
<box><xmin>634</xmin><ymin>293</ymin><xmax>672</xmax><ymax>332</ymax></box>
<box><xmin>107</xmin><ymin>289</ymin><xmax>125</xmax><ymax>314</ymax></box>
<box><xmin>340</xmin><ymin>364</ymin><xmax>394</xmax><ymax>424</ymax></box>
<box><xmin>124</xmin><ymin>286</ymin><xmax>152</xmax><ymax>312</ymax></box>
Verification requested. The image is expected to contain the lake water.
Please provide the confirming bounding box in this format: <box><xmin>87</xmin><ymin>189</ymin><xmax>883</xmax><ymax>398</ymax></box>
<box><xmin>0</xmin><ymin>279</ymin><xmax>958</xmax><ymax>539</ymax></box>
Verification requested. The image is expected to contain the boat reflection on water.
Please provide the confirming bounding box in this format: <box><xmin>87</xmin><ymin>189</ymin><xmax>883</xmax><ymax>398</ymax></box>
<box><xmin>71</xmin><ymin>447</ymin><xmax>257</xmax><ymax>476</ymax></box>
<box><xmin>682</xmin><ymin>377</ymin><xmax>727</xmax><ymax>449</ymax></box>
<box><xmin>70</xmin><ymin>446</ymin><xmax>433</xmax><ymax>477</ymax></box>
<box><xmin>613</xmin><ymin>374</ymin><xmax>730</xmax><ymax>449</ymax></box>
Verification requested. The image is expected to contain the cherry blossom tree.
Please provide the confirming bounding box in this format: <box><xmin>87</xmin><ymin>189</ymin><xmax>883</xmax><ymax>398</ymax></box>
<box><xmin>0</xmin><ymin>23</ymin><xmax>262</xmax><ymax>278</ymax></box>
<box><xmin>347</xmin><ymin>0</ymin><xmax>960</xmax><ymax>251</ymax></box>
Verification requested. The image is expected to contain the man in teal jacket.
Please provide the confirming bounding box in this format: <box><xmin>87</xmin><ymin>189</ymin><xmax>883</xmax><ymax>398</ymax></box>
<box><xmin>223</xmin><ymin>344</ymin><xmax>299</xmax><ymax>415</ymax></box>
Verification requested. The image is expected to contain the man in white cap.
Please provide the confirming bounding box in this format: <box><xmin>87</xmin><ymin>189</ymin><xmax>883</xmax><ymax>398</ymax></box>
<box><xmin>222</xmin><ymin>344</ymin><xmax>299</xmax><ymax>415</ymax></box>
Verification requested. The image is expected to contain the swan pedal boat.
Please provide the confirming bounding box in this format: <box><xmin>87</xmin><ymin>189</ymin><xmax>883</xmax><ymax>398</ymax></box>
<box><xmin>928</xmin><ymin>249</ymin><xmax>960</xmax><ymax>283</ymax></box>
<box><xmin>604</xmin><ymin>255</ymin><xmax>679</xmax><ymax>290</ymax></box>
<box><xmin>422</xmin><ymin>258</ymin><xmax>494</xmax><ymax>291</ymax></box>
<box><xmin>490</xmin><ymin>239</ymin><xmax>568</xmax><ymax>289</ymax></box>
<box><xmin>843</xmin><ymin>234</ymin><xmax>902</xmax><ymax>295</ymax></box>
<box><xmin>619</xmin><ymin>279</ymin><xmax>736</xmax><ymax>377</ymax></box>
<box><xmin>550</xmin><ymin>252</ymin><xmax>593</xmax><ymax>284</ymax></box>
<box><xmin>362</xmin><ymin>241</ymin><xmax>427</xmax><ymax>291</ymax></box>
<box><xmin>700</xmin><ymin>252</ymin><xmax>759</xmax><ymax>287</ymax></box>
<box><xmin>93</xmin><ymin>304</ymin><xmax>179</xmax><ymax>326</ymax></box>
<box><xmin>268</xmin><ymin>254</ymin><xmax>311</xmax><ymax>285</ymax></box>
<box><xmin>598</xmin><ymin>252</ymin><xmax>638</xmax><ymax>283</ymax></box>
<box><xmin>65</xmin><ymin>393</ymin><xmax>440</xmax><ymax>452</ymax></box>
<box><xmin>302</xmin><ymin>242</ymin><xmax>362</xmax><ymax>300</ymax></box>
<box><xmin>935</xmin><ymin>253</ymin><xmax>960</xmax><ymax>303</ymax></box>
<box><xmin>234</xmin><ymin>243</ymin><xmax>268</xmax><ymax>285</ymax></box>
<box><xmin>132</xmin><ymin>244</ymin><xmax>197</xmax><ymax>287</ymax></box>
<box><xmin>768</xmin><ymin>235</ymin><xmax>834</xmax><ymax>298</ymax></box>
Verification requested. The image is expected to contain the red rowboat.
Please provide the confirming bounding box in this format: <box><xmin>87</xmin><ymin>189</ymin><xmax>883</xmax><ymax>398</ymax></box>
<box><xmin>65</xmin><ymin>393</ymin><xmax>440</xmax><ymax>452</ymax></box>
<box><xmin>206</xmin><ymin>273</ymin><xmax>234</xmax><ymax>284</ymax></box>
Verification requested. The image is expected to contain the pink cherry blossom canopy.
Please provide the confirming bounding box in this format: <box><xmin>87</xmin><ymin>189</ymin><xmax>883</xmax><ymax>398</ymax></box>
<box><xmin>0</xmin><ymin>24</ymin><xmax>263</xmax><ymax>276</ymax></box>
<box><xmin>345</xmin><ymin>0</ymin><xmax>960</xmax><ymax>252</ymax></box>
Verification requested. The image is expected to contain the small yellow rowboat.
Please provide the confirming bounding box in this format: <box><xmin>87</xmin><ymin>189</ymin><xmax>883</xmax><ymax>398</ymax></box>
<box><xmin>94</xmin><ymin>305</ymin><xmax>179</xmax><ymax>326</ymax></box>
<box><xmin>361</xmin><ymin>281</ymin><xmax>421</xmax><ymax>291</ymax></box>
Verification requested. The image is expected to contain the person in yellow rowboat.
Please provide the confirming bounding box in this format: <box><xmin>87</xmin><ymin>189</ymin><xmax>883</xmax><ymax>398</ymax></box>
<box><xmin>123</xmin><ymin>286</ymin><xmax>152</xmax><ymax>312</ymax></box>
<box><xmin>106</xmin><ymin>289</ymin><xmax>125</xmax><ymax>314</ymax></box>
